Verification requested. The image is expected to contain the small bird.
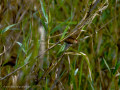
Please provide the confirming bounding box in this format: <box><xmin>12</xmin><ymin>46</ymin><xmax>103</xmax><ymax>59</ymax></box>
<box><xmin>65</xmin><ymin>29</ymin><xmax>81</xmax><ymax>44</ymax></box>
<box><xmin>64</xmin><ymin>29</ymin><xmax>81</xmax><ymax>51</ymax></box>
<box><xmin>65</xmin><ymin>37</ymin><xmax>78</xmax><ymax>44</ymax></box>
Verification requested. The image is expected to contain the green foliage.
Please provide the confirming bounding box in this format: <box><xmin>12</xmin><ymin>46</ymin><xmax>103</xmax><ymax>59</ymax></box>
<box><xmin>1</xmin><ymin>24</ymin><xmax>17</xmax><ymax>34</ymax></box>
<box><xmin>0</xmin><ymin>0</ymin><xmax>120</xmax><ymax>90</ymax></box>
<box><xmin>113</xmin><ymin>61</ymin><xmax>120</xmax><ymax>75</ymax></box>
<box><xmin>50</xmin><ymin>18</ymin><xmax>70</xmax><ymax>34</ymax></box>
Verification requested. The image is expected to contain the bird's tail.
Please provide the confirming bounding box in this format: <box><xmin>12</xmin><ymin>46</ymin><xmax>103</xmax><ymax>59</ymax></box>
<box><xmin>64</xmin><ymin>43</ymin><xmax>72</xmax><ymax>51</ymax></box>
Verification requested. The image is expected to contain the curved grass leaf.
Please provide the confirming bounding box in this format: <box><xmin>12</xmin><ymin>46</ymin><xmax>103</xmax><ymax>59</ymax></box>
<box><xmin>66</xmin><ymin>49</ymin><xmax>92</xmax><ymax>82</ymax></box>
<box><xmin>57</xmin><ymin>43</ymin><xmax>66</xmax><ymax>57</ymax></box>
<box><xmin>60</xmin><ymin>21</ymin><xmax>71</xmax><ymax>40</ymax></box>
<box><xmin>81</xmin><ymin>52</ymin><xmax>92</xmax><ymax>81</ymax></box>
<box><xmin>1</xmin><ymin>24</ymin><xmax>16</xmax><ymax>34</ymax></box>
<box><xmin>24</xmin><ymin>52</ymin><xmax>32</xmax><ymax>64</ymax></box>
<box><xmin>60</xmin><ymin>8</ymin><xmax>74</xmax><ymax>40</ymax></box>
<box><xmin>113</xmin><ymin>61</ymin><xmax>120</xmax><ymax>75</ymax></box>
<box><xmin>39</xmin><ymin>0</ymin><xmax>48</xmax><ymax>23</ymax></box>
<box><xmin>74</xmin><ymin>68</ymin><xmax>79</xmax><ymax>75</ymax></box>
<box><xmin>50</xmin><ymin>18</ymin><xmax>70</xmax><ymax>34</ymax></box>
<box><xmin>89</xmin><ymin>80</ymin><xmax>94</xmax><ymax>90</ymax></box>
<box><xmin>56</xmin><ymin>0</ymin><xmax>65</xmax><ymax>10</ymax></box>
<box><xmin>16</xmin><ymin>42</ymin><xmax>26</xmax><ymax>53</ymax></box>
<box><xmin>103</xmin><ymin>57</ymin><xmax>111</xmax><ymax>74</ymax></box>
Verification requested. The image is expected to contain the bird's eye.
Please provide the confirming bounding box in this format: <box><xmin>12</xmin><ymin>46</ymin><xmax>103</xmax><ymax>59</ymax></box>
<box><xmin>75</xmin><ymin>40</ymin><xmax>78</xmax><ymax>43</ymax></box>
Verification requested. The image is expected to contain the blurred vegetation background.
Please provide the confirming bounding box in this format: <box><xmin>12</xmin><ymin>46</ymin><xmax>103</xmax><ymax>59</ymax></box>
<box><xmin>0</xmin><ymin>0</ymin><xmax>120</xmax><ymax>90</ymax></box>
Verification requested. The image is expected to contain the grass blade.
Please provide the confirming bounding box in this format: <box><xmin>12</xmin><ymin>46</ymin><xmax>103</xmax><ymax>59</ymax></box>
<box><xmin>1</xmin><ymin>24</ymin><xmax>17</xmax><ymax>34</ymax></box>
<box><xmin>103</xmin><ymin>57</ymin><xmax>111</xmax><ymax>73</ymax></box>
<box><xmin>50</xmin><ymin>18</ymin><xmax>70</xmax><ymax>34</ymax></box>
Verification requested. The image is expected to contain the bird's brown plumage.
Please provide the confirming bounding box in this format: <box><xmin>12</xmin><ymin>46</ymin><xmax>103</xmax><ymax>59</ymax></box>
<box><xmin>65</xmin><ymin>29</ymin><xmax>81</xmax><ymax>44</ymax></box>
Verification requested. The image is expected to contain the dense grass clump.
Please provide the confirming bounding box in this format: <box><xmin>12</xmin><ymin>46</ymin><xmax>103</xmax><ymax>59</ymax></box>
<box><xmin>0</xmin><ymin>0</ymin><xmax>120</xmax><ymax>89</ymax></box>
